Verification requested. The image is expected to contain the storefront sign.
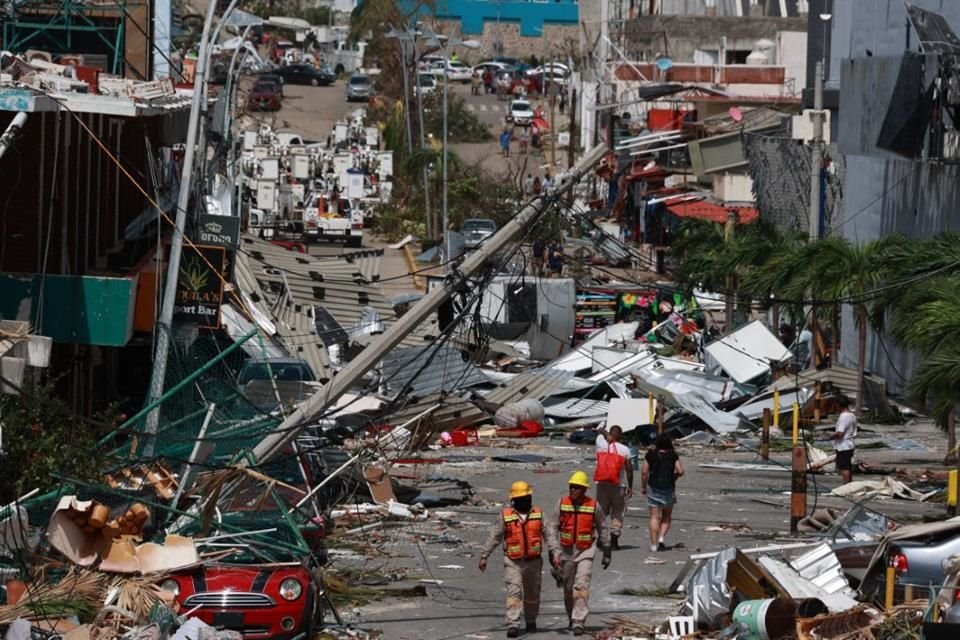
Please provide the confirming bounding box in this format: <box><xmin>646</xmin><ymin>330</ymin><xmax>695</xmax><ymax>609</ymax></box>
<box><xmin>198</xmin><ymin>214</ymin><xmax>240</xmax><ymax>248</ymax></box>
<box><xmin>174</xmin><ymin>244</ymin><xmax>225</xmax><ymax>328</ymax></box>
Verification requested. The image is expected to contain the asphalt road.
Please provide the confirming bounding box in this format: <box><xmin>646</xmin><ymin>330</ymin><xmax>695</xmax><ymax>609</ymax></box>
<box><xmin>340</xmin><ymin>424</ymin><xmax>949</xmax><ymax>639</ymax></box>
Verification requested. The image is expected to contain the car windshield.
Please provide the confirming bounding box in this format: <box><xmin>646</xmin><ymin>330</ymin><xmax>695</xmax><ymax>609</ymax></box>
<box><xmin>512</xmin><ymin>102</ymin><xmax>531</xmax><ymax>111</ymax></box>
<box><xmin>463</xmin><ymin>220</ymin><xmax>496</xmax><ymax>232</ymax></box>
<box><xmin>349</xmin><ymin>76</ymin><xmax>370</xmax><ymax>86</ymax></box>
<box><xmin>418</xmin><ymin>74</ymin><xmax>434</xmax><ymax>85</ymax></box>
<box><xmin>239</xmin><ymin>361</ymin><xmax>314</xmax><ymax>384</ymax></box>
<box><xmin>253</xmin><ymin>82</ymin><xmax>277</xmax><ymax>92</ymax></box>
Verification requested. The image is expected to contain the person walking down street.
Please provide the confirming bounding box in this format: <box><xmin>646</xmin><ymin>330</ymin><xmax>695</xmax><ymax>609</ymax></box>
<box><xmin>532</xmin><ymin>176</ymin><xmax>542</xmax><ymax>195</ymax></box>
<box><xmin>471</xmin><ymin>71</ymin><xmax>482</xmax><ymax>95</ymax></box>
<box><xmin>523</xmin><ymin>173</ymin><xmax>534</xmax><ymax>196</ymax></box>
<box><xmin>483</xmin><ymin>69</ymin><xmax>493</xmax><ymax>94</ymax></box>
<box><xmin>641</xmin><ymin>434</ymin><xmax>684</xmax><ymax>552</ymax></box>
<box><xmin>531</xmin><ymin>238</ymin><xmax>546</xmax><ymax>276</ymax></box>
<box><xmin>593</xmin><ymin>425</ymin><xmax>633</xmax><ymax>550</ymax></box>
<box><xmin>547</xmin><ymin>240</ymin><xmax>564</xmax><ymax>277</ymax></box>
<box><xmin>519</xmin><ymin>128</ymin><xmax>530</xmax><ymax>155</ymax></box>
<box><xmin>500</xmin><ymin>128</ymin><xmax>512</xmax><ymax>158</ymax></box>
<box><xmin>479</xmin><ymin>481</ymin><xmax>560</xmax><ymax>638</ymax></box>
<box><xmin>550</xmin><ymin>471</ymin><xmax>611</xmax><ymax>636</ymax></box>
<box><xmin>831</xmin><ymin>395</ymin><xmax>858</xmax><ymax>484</ymax></box>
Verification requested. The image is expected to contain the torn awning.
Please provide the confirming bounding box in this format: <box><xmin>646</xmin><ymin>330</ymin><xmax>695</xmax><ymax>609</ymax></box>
<box><xmin>666</xmin><ymin>201</ymin><xmax>758</xmax><ymax>224</ymax></box>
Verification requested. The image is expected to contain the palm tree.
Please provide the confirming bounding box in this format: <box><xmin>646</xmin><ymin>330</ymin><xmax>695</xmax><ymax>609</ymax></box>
<box><xmin>780</xmin><ymin>234</ymin><xmax>910</xmax><ymax>415</ymax></box>
<box><xmin>870</xmin><ymin>233</ymin><xmax>960</xmax><ymax>460</ymax></box>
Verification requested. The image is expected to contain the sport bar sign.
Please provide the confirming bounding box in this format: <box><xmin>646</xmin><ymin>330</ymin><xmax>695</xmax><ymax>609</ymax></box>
<box><xmin>198</xmin><ymin>214</ymin><xmax>240</xmax><ymax>248</ymax></box>
<box><xmin>174</xmin><ymin>244</ymin><xmax>225</xmax><ymax>328</ymax></box>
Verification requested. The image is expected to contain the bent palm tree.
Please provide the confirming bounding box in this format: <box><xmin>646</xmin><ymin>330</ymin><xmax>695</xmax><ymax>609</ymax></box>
<box><xmin>786</xmin><ymin>235</ymin><xmax>910</xmax><ymax>415</ymax></box>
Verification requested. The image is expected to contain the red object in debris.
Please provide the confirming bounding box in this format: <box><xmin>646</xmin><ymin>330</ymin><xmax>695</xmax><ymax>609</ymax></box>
<box><xmin>496</xmin><ymin>421</ymin><xmax>544</xmax><ymax>438</ymax></box>
<box><xmin>269</xmin><ymin>240</ymin><xmax>308</xmax><ymax>253</ymax></box>
<box><xmin>519</xmin><ymin>420</ymin><xmax>543</xmax><ymax>435</ymax></box>
<box><xmin>165</xmin><ymin>564</ymin><xmax>316</xmax><ymax>639</ymax></box>
<box><xmin>889</xmin><ymin>551</ymin><xmax>910</xmax><ymax>573</ymax></box>
<box><xmin>73</xmin><ymin>65</ymin><xmax>100</xmax><ymax>94</ymax></box>
<box><xmin>450</xmin><ymin>429</ymin><xmax>479</xmax><ymax>446</ymax></box>
<box><xmin>647</xmin><ymin>108</ymin><xmax>690</xmax><ymax>131</ymax></box>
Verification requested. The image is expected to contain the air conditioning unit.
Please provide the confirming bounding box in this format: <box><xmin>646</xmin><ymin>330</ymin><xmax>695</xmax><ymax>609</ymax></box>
<box><xmin>791</xmin><ymin>109</ymin><xmax>831</xmax><ymax>143</ymax></box>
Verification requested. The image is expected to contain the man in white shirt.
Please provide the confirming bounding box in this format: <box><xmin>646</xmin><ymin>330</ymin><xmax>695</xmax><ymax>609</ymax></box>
<box><xmin>594</xmin><ymin>425</ymin><xmax>633</xmax><ymax>549</ymax></box>
<box><xmin>830</xmin><ymin>395</ymin><xmax>857</xmax><ymax>484</ymax></box>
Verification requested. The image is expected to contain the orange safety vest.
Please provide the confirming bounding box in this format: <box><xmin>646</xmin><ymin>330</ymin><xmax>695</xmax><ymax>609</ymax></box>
<box><xmin>502</xmin><ymin>507</ymin><xmax>543</xmax><ymax>560</ymax></box>
<box><xmin>559</xmin><ymin>497</ymin><xmax>596</xmax><ymax>550</ymax></box>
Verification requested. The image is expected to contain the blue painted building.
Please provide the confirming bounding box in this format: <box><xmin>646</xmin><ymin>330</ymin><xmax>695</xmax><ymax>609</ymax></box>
<box><xmin>403</xmin><ymin>0</ymin><xmax>580</xmax><ymax>38</ymax></box>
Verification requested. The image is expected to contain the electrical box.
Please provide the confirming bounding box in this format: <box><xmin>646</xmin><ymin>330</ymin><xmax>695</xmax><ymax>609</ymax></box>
<box><xmin>292</xmin><ymin>154</ymin><xmax>312</xmax><ymax>180</ymax></box>
<box><xmin>791</xmin><ymin>109</ymin><xmax>832</xmax><ymax>144</ymax></box>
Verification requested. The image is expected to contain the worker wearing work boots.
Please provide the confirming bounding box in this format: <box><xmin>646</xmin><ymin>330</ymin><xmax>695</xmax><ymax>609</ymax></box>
<box><xmin>479</xmin><ymin>481</ymin><xmax>560</xmax><ymax>638</ymax></box>
<box><xmin>550</xmin><ymin>471</ymin><xmax>611</xmax><ymax>636</ymax></box>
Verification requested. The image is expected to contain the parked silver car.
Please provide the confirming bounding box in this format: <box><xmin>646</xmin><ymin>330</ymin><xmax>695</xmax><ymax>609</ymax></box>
<box><xmin>345</xmin><ymin>74</ymin><xmax>373</xmax><ymax>102</ymax></box>
<box><xmin>462</xmin><ymin>218</ymin><xmax>497</xmax><ymax>249</ymax></box>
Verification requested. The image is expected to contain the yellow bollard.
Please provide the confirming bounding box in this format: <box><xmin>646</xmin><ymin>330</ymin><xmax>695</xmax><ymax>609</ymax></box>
<box><xmin>884</xmin><ymin>566</ymin><xmax>896</xmax><ymax>610</ymax></box>
<box><xmin>773</xmin><ymin>389</ymin><xmax>780</xmax><ymax>428</ymax></box>
<box><xmin>792</xmin><ymin>402</ymin><xmax>800</xmax><ymax>446</ymax></box>
<box><xmin>949</xmin><ymin>469</ymin><xmax>958</xmax><ymax>516</ymax></box>
<box><xmin>648</xmin><ymin>392</ymin><xmax>655</xmax><ymax>424</ymax></box>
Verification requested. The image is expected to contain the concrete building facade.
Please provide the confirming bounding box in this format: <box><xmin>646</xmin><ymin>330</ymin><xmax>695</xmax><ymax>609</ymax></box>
<box><xmin>827</xmin><ymin>0</ymin><xmax>960</xmax><ymax>393</ymax></box>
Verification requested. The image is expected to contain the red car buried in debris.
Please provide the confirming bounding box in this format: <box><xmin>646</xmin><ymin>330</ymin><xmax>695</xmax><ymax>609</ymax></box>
<box><xmin>161</xmin><ymin>564</ymin><xmax>319</xmax><ymax>639</ymax></box>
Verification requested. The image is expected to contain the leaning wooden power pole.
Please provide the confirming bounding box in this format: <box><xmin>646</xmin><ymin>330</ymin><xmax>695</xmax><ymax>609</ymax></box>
<box><xmin>245</xmin><ymin>144</ymin><xmax>609</xmax><ymax>467</ymax></box>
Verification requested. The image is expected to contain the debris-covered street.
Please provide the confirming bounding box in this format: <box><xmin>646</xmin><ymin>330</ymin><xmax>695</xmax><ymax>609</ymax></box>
<box><xmin>5</xmin><ymin>1</ymin><xmax>960</xmax><ymax>640</ymax></box>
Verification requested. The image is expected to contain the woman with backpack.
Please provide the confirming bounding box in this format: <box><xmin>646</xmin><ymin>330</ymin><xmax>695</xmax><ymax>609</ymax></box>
<box><xmin>640</xmin><ymin>434</ymin><xmax>684</xmax><ymax>552</ymax></box>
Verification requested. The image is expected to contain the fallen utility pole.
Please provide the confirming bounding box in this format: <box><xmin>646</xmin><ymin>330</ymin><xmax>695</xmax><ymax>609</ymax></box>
<box><xmin>247</xmin><ymin>143</ymin><xmax>608</xmax><ymax>466</ymax></box>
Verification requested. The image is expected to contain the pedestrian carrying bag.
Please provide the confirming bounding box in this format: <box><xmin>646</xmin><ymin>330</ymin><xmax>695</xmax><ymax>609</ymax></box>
<box><xmin>594</xmin><ymin>444</ymin><xmax>625</xmax><ymax>484</ymax></box>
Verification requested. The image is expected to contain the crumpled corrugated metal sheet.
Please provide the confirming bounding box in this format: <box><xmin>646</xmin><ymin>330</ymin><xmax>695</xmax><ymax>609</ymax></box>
<box><xmin>377</xmin><ymin>393</ymin><xmax>488</xmax><ymax>434</ymax></box>
<box><xmin>484</xmin><ymin>368</ymin><xmax>579</xmax><ymax>404</ymax></box>
<box><xmin>379</xmin><ymin>345</ymin><xmax>488</xmax><ymax>399</ymax></box>
<box><xmin>542</xmin><ymin>397</ymin><xmax>610</xmax><ymax>419</ymax></box>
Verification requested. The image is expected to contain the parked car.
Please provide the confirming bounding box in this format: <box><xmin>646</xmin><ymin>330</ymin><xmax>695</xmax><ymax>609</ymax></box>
<box><xmin>507</xmin><ymin>99</ymin><xmax>535</xmax><ymax>126</ymax></box>
<box><xmin>414</xmin><ymin>72</ymin><xmax>437</xmax><ymax>96</ymax></box>
<box><xmin>255</xmin><ymin>73</ymin><xmax>284</xmax><ymax>98</ymax></box>
<box><xmin>472</xmin><ymin>61</ymin><xmax>512</xmax><ymax>76</ymax></box>
<box><xmin>429</xmin><ymin>60</ymin><xmax>472</xmax><ymax>83</ymax></box>
<box><xmin>162</xmin><ymin>564</ymin><xmax>320</xmax><ymax>640</ymax></box>
<box><xmin>239</xmin><ymin>358</ymin><xmax>315</xmax><ymax>385</ymax></box>
<box><xmin>529</xmin><ymin>68</ymin><xmax>569</xmax><ymax>88</ymax></box>
<box><xmin>496</xmin><ymin>70</ymin><xmax>542</xmax><ymax>97</ymax></box>
<box><xmin>493</xmin><ymin>56</ymin><xmax>530</xmax><ymax>72</ymax></box>
<box><xmin>463</xmin><ymin>218</ymin><xmax>497</xmax><ymax>249</ymax></box>
<box><xmin>345</xmin><ymin>73</ymin><xmax>374</xmax><ymax>101</ymax></box>
<box><xmin>275</xmin><ymin>63</ymin><xmax>336</xmax><ymax>86</ymax></box>
<box><xmin>529</xmin><ymin>62</ymin><xmax>571</xmax><ymax>77</ymax></box>
<box><xmin>246</xmin><ymin>80</ymin><xmax>282</xmax><ymax>111</ymax></box>
<box><xmin>238</xmin><ymin>357</ymin><xmax>318</xmax><ymax>413</ymax></box>
<box><xmin>884</xmin><ymin>529</ymin><xmax>960</xmax><ymax>591</ymax></box>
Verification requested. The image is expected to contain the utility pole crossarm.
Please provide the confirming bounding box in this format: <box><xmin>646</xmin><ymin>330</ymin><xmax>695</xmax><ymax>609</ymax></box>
<box><xmin>248</xmin><ymin>144</ymin><xmax>609</xmax><ymax>467</ymax></box>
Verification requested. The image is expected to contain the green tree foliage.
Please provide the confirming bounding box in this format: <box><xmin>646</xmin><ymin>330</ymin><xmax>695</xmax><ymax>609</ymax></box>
<box><xmin>0</xmin><ymin>380</ymin><xmax>117</xmax><ymax>504</ymax></box>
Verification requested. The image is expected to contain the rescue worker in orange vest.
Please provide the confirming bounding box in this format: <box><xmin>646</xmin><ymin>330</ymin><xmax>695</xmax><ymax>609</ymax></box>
<box><xmin>479</xmin><ymin>481</ymin><xmax>560</xmax><ymax>638</ymax></box>
<box><xmin>549</xmin><ymin>470</ymin><xmax>611</xmax><ymax>636</ymax></box>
